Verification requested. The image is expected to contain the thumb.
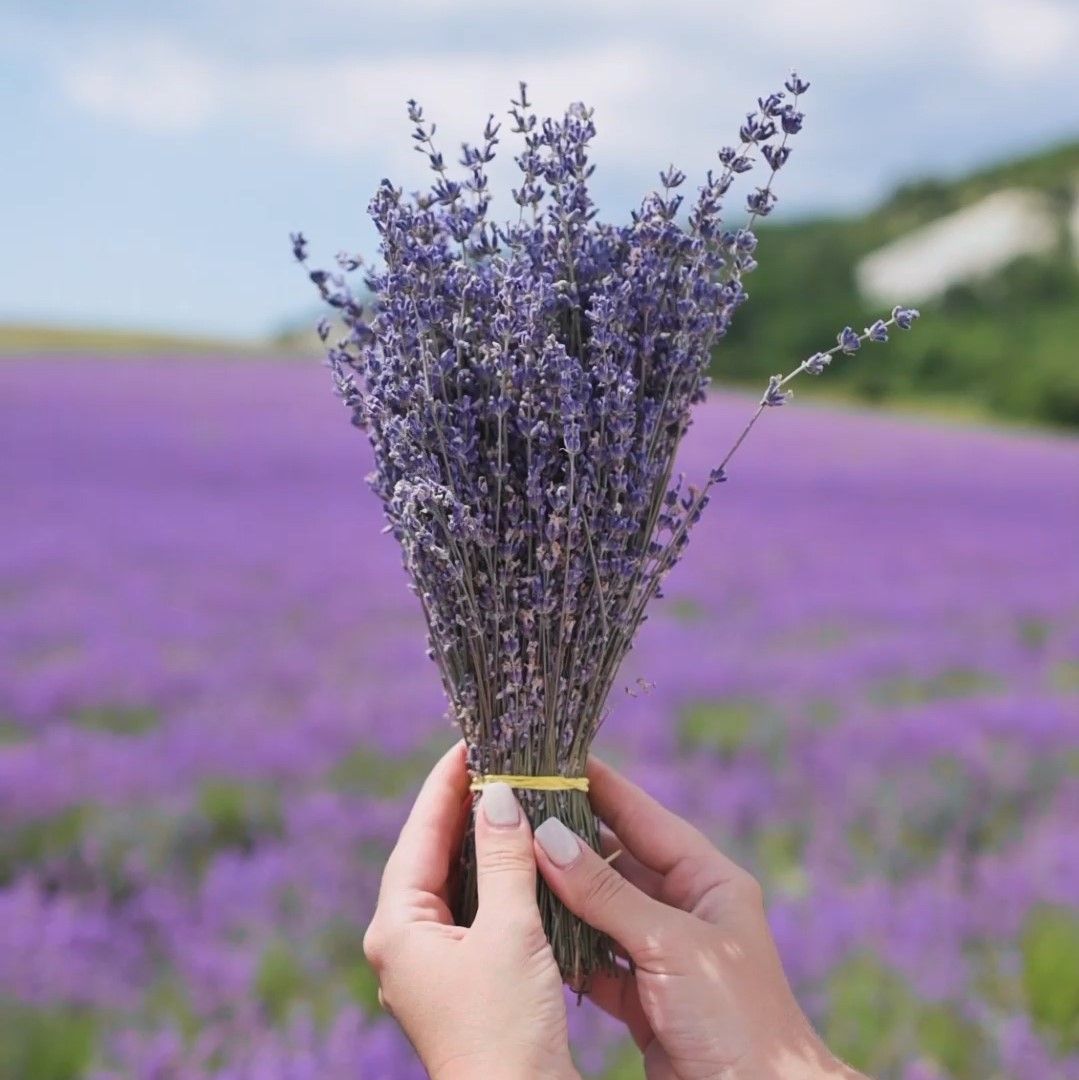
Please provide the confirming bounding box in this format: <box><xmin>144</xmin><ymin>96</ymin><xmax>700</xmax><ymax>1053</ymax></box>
<box><xmin>534</xmin><ymin>816</ymin><xmax>670</xmax><ymax>960</ymax></box>
<box><xmin>473</xmin><ymin>782</ymin><xmax>540</xmax><ymax>920</ymax></box>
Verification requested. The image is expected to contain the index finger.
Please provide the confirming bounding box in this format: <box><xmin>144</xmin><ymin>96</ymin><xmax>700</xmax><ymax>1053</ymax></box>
<box><xmin>587</xmin><ymin>756</ymin><xmax>742</xmax><ymax>881</ymax></box>
<box><xmin>379</xmin><ymin>741</ymin><xmax>470</xmax><ymax>906</ymax></box>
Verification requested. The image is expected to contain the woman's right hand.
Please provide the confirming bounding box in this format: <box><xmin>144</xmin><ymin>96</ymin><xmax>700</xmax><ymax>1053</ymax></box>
<box><xmin>533</xmin><ymin>758</ymin><xmax>865</xmax><ymax>1080</ymax></box>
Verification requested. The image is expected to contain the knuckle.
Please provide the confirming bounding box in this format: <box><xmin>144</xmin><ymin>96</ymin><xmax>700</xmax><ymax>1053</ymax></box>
<box><xmin>731</xmin><ymin>869</ymin><xmax>764</xmax><ymax>910</ymax></box>
<box><xmin>479</xmin><ymin>844</ymin><xmax>534</xmax><ymax>877</ymax></box>
<box><xmin>580</xmin><ymin>863</ymin><xmax>629</xmax><ymax>911</ymax></box>
<box><xmin>502</xmin><ymin>911</ymin><xmax>548</xmax><ymax>952</ymax></box>
<box><xmin>653</xmin><ymin>911</ymin><xmax>690</xmax><ymax>952</ymax></box>
<box><xmin>362</xmin><ymin>922</ymin><xmax>384</xmax><ymax>967</ymax></box>
<box><xmin>364</xmin><ymin>921</ymin><xmax>411</xmax><ymax>971</ymax></box>
<box><xmin>473</xmin><ymin>905</ymin><xmax>547</xmax><ymax>962</ymax></box>
<box><xmin>669</xmin><ymin>852</ymin><xmax>713</xmax><ymax>893</ymax></box>
<box><xmin>632</xmin><ymin>913</ymin><xmax>688</xmax><ymax>970</ymax></box>
<box><xmin>633</xmin><ymin>933</ymin><xmax>670</xmax><ymax>970</ymax></box>
<box><xmin>671</xmin><ymin>854</ymin><xmax>739</xmax><ymax>921</ymax></box>
<box><xmin>498</xmin><ymin>906</ymin><xmax>543</xmax><ymax>934</ymax></box>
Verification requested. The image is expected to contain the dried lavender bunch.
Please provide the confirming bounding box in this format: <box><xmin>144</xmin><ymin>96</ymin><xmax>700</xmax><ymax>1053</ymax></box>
<box><xmin>292</xmin><ymin>74</ymin><xmax>918</xmax><ymax>983</ymax></box>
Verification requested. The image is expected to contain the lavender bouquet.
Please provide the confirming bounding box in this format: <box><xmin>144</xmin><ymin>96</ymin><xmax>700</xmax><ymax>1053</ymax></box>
<box><xmin>292</xmin><ymin>74</ymin><xmax>917</xmax><ymax>983</ymax></box>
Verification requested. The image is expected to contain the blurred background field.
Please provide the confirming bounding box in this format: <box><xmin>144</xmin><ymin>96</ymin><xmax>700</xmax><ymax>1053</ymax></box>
<box><xmin>3</xmin><ymin>1</ymin><xmax>1079</xmax><ymax>1078</ymax></box>
<box><xmin>3</xmin><ymin>360</ymin><xmax>1077</xmax><ymax>1079</ymax></box>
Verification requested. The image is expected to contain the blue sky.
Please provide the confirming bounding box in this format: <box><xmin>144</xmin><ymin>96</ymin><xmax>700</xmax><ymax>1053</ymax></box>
<box><xmin>3</xmin><ymin>0</ymin><xmax>1078</xmax><ymax>339</ymax></box>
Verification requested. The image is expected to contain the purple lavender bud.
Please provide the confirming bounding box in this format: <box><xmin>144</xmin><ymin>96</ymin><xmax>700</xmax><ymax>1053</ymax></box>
<box><xmin>659</xmin><ymin>165</ymin><xmax>686</xmax><ymax>188</ymax></box>
<box><xmin>335</xmin><ymin>251</ymin><xmax>363</xmax><ymax>271</ymax></box>
<box><xmin>762</xmin><ymin>374</ymin><xmax>792</xmax><ymax>407</ymax></box>
<box><xmin>290</xmin><ymin>231</ymin><xmax>308</xmax><ymax>262</ymax></box>
<box><xmin>762</xmin><ymin>144</ymin><xmax>791</xmax><ymax>171</ymax></box>
<box><xmin>785</xmin><ymin>71</ymin><xmax>811</xmax><ymax>95</ymax></box>
<box><xmin>734</xmin><ymin>229</ymin><xmax>758</xmax><ymax>252</ymax></box>
<box><xmin>316</xmin><ymin>318</ymin><xmax>331</xmax><ymax>342</ymax></box>
<box><xmin>780</xmin><ymin>106</ymin><xmax>804</xmax><ymax>134</ymax></box>
<box><xmin>739</xmin><ymin>114</ymin><xmax>776</xmax><ymax>144</ymax></box>
<box><xmin>717</xmin><ymin>146</ymin><xmax>753</xmax><ymax>173</ymax></box>
<box><xmin>892</xmin><ymin>305</ymin><xmax>920</xmax><ymax>329</ymax></box>
<box><xmin>838</xmin><ymin>326</ymin><xmax>861</xmax><ymax>354</ymax></box>
<box><xmin>758</xmin><ymin>93</ymin><xmax>786</xmax><ymax>118</ymax></box>
<box><xmin>803</xmin><ymin>351</ymin><xmax>831</xmax><ymax>375</ymax></box>
<box><xmin>563</xmin><ymin>421</ymin><xmax>581</xmax><ymax>455</ymax></box>
<box><xmin>867</xmin><ymin>319</ymin><xmax>889</xmax><ymax>343</ymax></box>
<box><xmin>746</xmin><ymin>188</ymin><xmax>777</xmax><ymax>217</ymax></box>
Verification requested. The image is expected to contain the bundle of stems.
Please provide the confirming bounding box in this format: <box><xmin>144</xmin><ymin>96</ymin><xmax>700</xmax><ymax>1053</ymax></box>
<box><xmin>292</xmin><ymin>73</ymin><xmax>917</xmax><ymax>982</ymax></box>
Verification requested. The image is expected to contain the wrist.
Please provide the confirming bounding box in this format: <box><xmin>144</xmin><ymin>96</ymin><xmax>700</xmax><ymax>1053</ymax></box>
<box><xmin>437</xmin><ymin>1066</ymin><xmax>579</xmax><ymax>1080</ymax></box>
<box><xmin>434</xmin><ymin>1054</ymin><xmax>580</xmax><ymax>1080</ymax></box>
<box><xmin>725</xmin><ymin>1009</ymin><xmax>862</xmax><ymax>1080</ymax></box>
<box><xmin>727</xmin><ymin>1038</ymin><xmax>864</xmax><ymax>1080</ymax></box>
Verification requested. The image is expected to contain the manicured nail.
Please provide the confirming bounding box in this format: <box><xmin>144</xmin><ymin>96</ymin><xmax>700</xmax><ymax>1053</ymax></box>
<box><xmin>481</xmin><ymin>782</ymin><xmax>521</xmax><ymax>828</ymax></box>
<box><xmin>535</xmin><ymin>817</ymin><xmax>582</xmax><ymax>867</ymax></box>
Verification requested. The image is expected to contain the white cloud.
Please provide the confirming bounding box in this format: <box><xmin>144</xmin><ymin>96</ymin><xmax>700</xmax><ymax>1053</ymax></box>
<box><xmin>50</xmin><ymin>34</ymin><xmax>671</xmax><ymax>161</ymax></box>
<box><xmin>29</xmin><ymin>1</ymin><xmax>1079</xmax><ymax>217</ymax></box>
<box><xmin>969</xmin><ymin>0</ymin><xmax>1079</xmax><ymax>75</ymax></box>
<box><xmin>45</xmin><ymin>0</ymin><xmax>1079</xmax><ymax>156</ymax></box>
<box><xmin>240</xmin><ymin>43</ymin><xmax>668</xmax><ymax>163</ymax></box>
<box><xmin>7</xmin><ymin>0</ymin><xmax>1079</xmax><ymax>336</ymax></box>
<box><xmin>61</xmin><ymin>38</ymin><xmax>219</xmax><ymax>132</ymax></box>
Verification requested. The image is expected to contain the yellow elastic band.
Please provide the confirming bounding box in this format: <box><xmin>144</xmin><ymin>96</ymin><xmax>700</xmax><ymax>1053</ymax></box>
<box><xmin>470</xmin><ymin>774</ymin><xmax>589</xmax><ymax>793</ymax></box>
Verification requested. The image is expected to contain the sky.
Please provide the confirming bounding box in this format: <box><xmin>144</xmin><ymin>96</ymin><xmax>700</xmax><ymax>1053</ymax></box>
<box><xmin>2</xmin><ymin>0</ymin><xmax>1078</xmax><ymax>340</ymax></box>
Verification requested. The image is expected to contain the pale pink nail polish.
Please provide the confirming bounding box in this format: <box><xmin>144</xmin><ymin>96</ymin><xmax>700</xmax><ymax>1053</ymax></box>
<box><xmin>481</xmin><ymin>782</ymin><xmax>521</xmax><ymax>827</ymax></box>
<box><xmin>536</xmin><ymin>817</ymin><xmax>581</xmax><ymax>867</ymax></box>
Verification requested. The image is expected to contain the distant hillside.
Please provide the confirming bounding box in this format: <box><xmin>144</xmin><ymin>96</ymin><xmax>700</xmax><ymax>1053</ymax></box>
<box><xmin>0</xmin><ymin>323</ymin><xmax>275</xmax><ymax>358</ymax></box>
<box><xmin>869</xmin><ymin>141</ymin><xmax>1079</xmax><ymax>240</ymax></box>
<box><xmin>719</xmin><ymin>141</ymin><xmax>1079</xmax><ymax>427</ymax></box>
<box><xmin>6</xmin><ymin>142</ymin><xmax>1078</xmax><ymax>428</ymax></box>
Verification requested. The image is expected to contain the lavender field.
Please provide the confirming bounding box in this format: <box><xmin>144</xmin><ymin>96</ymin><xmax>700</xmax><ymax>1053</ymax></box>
<box><xmin>2</xmin><ymin>357</ymin><xmax>1078</xmax><ymax>1080</ymax></box>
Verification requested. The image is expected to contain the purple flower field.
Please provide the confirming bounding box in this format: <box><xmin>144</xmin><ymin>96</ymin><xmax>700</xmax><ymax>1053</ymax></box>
<box><xmin>2</xmin><ymin>357</ymin><xmax>1078</xmax><ymax>1079</ymax></box>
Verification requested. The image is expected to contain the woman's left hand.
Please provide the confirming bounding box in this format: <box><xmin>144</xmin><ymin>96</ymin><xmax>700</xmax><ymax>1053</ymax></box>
<box><xmin>363</xmin><ymin>743</ymin><xmax>579</xmax><ymax>1080</ymax></box>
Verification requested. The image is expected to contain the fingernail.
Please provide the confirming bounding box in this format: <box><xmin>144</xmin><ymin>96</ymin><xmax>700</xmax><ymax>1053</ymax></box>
<box><xmin>481</xmin><ymin>782</ymin><xmax>521</xmax><ymax>828</ymax></box>
<box><xmin>535</xmin><ymin>817</ymin><xmax>581</xmax><ymax>867</ymax></box>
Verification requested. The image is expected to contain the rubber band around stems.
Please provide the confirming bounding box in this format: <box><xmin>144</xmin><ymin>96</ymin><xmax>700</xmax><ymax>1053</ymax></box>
<box><xmin>469</xmin><ymin>774</ymin><xmax>589</xmax><ymax>792</ymax></box>
<box><xmin>469</xmin><ymin>775</ymin><xmax>620</xmax><ymax>862</ymax></box>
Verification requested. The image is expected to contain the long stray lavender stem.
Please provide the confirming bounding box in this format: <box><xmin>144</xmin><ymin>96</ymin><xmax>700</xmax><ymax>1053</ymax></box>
<box><xmin>658</xmin><ymin>307</ymin><xmax>922</xmax><ymax>577</ymax></box>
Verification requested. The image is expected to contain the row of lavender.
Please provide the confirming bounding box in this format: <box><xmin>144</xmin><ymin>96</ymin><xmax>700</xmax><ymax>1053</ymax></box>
<box><xmin>2</xmin><ymin>358</ymin><xmax>1077</xmax><ymax>1079</ymax></box>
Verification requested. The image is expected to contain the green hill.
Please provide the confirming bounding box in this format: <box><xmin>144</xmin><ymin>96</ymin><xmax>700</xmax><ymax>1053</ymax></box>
<box><xmin>719</xmin><ymin>141</ymin><xmax>1079</xmax><ymax>427</ymax></box>
<box><xmin>0</xmin><ymin>323</ymin><xmax>268</xmax><ymax>357</ymax></box>
<box><xmin>5</xmin><ymin>142</ymin><xmax>1078</xmax><ymax>427</ymax></box>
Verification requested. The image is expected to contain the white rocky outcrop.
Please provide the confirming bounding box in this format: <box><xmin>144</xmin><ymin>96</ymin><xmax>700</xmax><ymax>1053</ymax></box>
<box><xmin>856</xmin><ymin>188</ymin><xmax>1062</xmax><ymax>305</ymax></box>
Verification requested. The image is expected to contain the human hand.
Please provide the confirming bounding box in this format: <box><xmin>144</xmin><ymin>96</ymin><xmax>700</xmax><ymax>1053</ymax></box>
<box><xmin>533</xmin><ymin>758</ymin><xmax>864</xmax><ymax>1080</ymax></box>
<box><xmin>363</xmin><ymin>743</ymin><xmax>578</xmax><ymax>1080</ymax></box>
